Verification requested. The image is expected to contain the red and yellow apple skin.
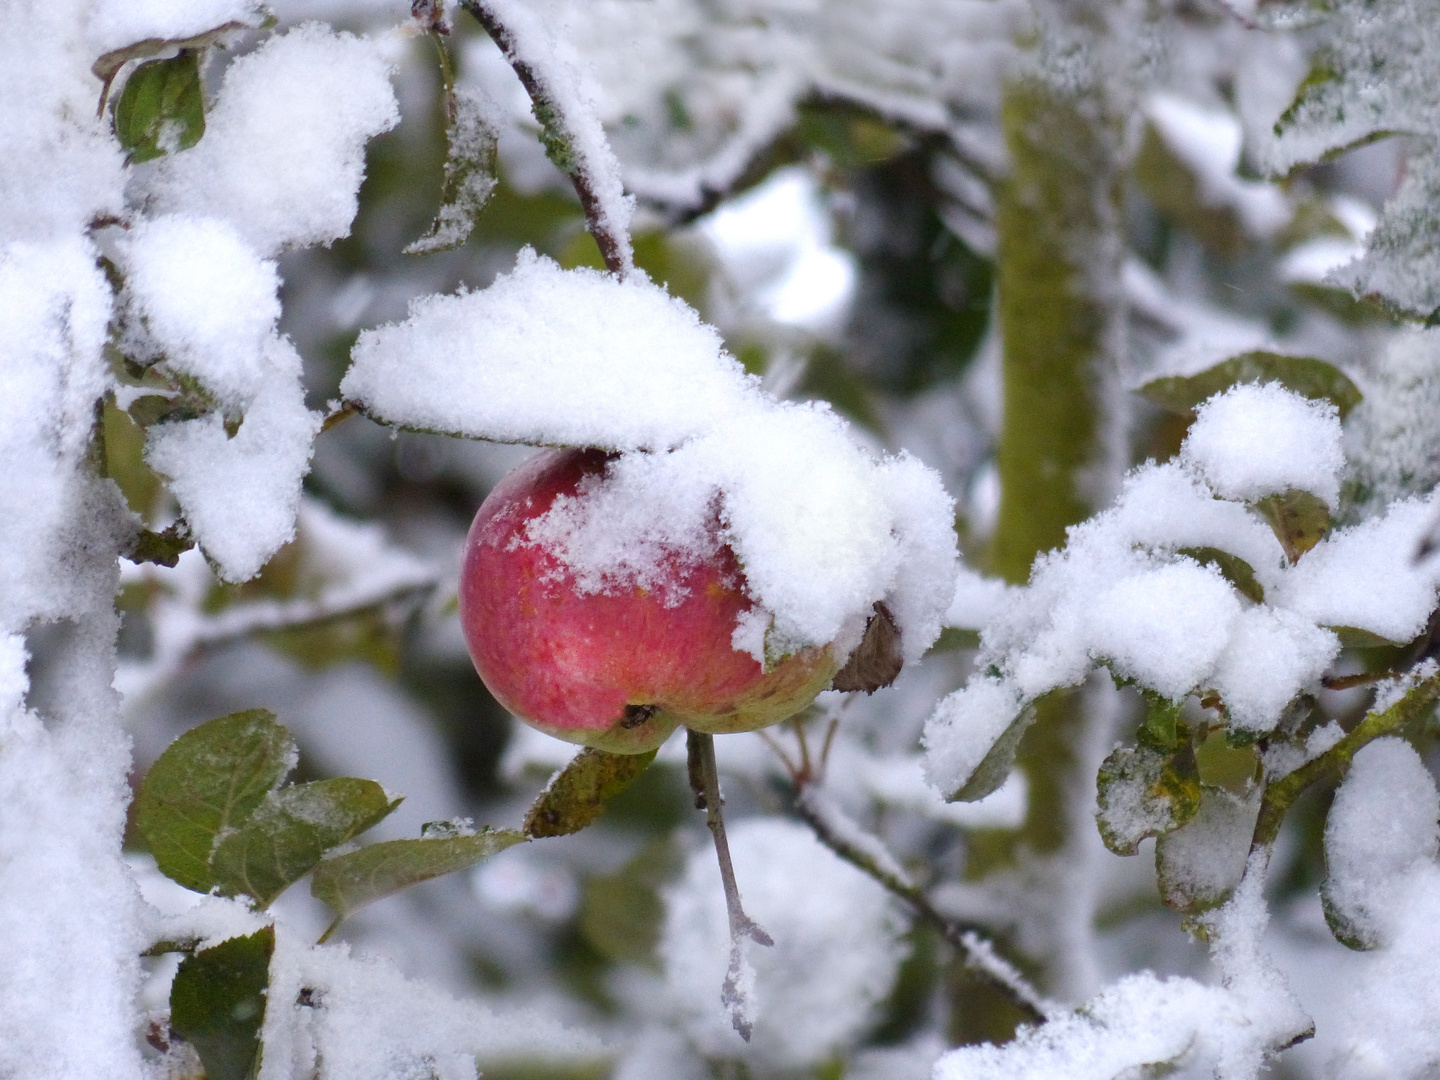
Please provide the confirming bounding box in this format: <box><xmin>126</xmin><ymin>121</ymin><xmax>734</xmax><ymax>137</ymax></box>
<box><xmin>459</xmin><ymin>448</ymin><xmax>839</xmax><ymax>754</ymax></box>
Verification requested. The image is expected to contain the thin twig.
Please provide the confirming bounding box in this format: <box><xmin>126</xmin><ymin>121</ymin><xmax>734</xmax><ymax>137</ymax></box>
<box><xmin>791</xmin><ymin>782</ymin><xmax>1055</xmax><ymax>1024</ymax></box>
<box><xmin>687</xmin><ymin>730</ymin><xmax>773</xmax><ymax>1042</ymax></box>
<box><xmin>1248</xmin><ymin>670</ymin><xmax>1440</xmax><ymax>861</ymax></box>
<box><xmin>459</xmin><ymin>0</ymin><xmax>635</xmax><ymax>278</ymax></box>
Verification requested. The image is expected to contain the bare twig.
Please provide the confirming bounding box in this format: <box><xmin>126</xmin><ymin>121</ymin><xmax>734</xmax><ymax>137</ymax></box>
<box><xmin>791</xmin><ymin>781</ymin><xmax>1056</xmax><ymax>1024</ymax></box>
<box><xmin>459</xmin><ymin>0</ymin><xmax>635</xmax><ymax>278</ymax></box>
<box><xmin>1248</xmin><ymin>669</ymin><xmax>1440</xmax><ymax>864</ymax></box>
<box><xmin>687</xmin><ymin>730</ymin><xmax>773</xmax><ymax>1042</ymax></box>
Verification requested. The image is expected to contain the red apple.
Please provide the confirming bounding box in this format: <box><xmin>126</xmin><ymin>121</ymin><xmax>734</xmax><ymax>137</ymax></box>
<box><xmin>459</xmin><ymin>447</ymin><xmax>841</xmax><ymax>754</ymax></box>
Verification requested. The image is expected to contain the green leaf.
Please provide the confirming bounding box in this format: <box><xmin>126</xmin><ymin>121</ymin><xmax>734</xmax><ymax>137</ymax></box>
<box><xmin>135</xmin><ymin>710</ymin><xmax>295</xmax><ymax>895</ymax></box>
<box><xmin>523</xmin><ymin>747</ymin><xmax>658</xmax><ymax>838</ymax></box>
<box><xmin>169</xmin><ymin>927</ymin><xmax>273</xmax><ymax>1080</ymax></box>
<box><xmin>210</xmin><ymin>779</ymin><xmax>402</xmax><ymax>908</ymax></box>
<box><xmin>406</xmin><ymin>86</ymin><xmax>499</xmax><ymax>255</ymax></box>
<box><xmin>312</xmin><ymin>828</ymin><xmax>528</xmax><ymax>931</ymax></box>
<box><xmin>1155</xmin><ymin>785</ymin><xmax>1259</xmax><ymax>914</ymax></box>
<box><xmin>1327</xmin><ymin>624</ymin><xmax>1408</xmax><ymax>648</ymax></box>
<box><xmin>113</xmin><ymin>50</ymin><xmax>206</xmax><ymax>164</ymax></box>
<box><xmin>948</xmin><ymin>699</ymin><xmax>1039</xmax><ymax>803</ymax></box>
<box><xmin>1176</xmin><ymin>547</ymin><xmax>1265</xmax><ymax>604</ymax></box>
<box><xmin>1095</xmin><ymin>739</ymin><xmax>1201</xmax><ymax>856</ymax></box>
<box><xmin>1139</xmin><ymin>691</ymin><xmax>1183</xmax><ymax>751</ymax></box>
<box><xmin>135</xmin><ymin>711</ymin><xmax>398</xmax><ymax>907</ymax></box>
<box><xmin>1253</xmin><ymin>488</ymin><xmax>1331</xmax><ymax>564</ymax></box>
<box><xmin>1135</xmin><ymin>351</ymin><xmax>1362</xmax><ymax>420</ymax></box>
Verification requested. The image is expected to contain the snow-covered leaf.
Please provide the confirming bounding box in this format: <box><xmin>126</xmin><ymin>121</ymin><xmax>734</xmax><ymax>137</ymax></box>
<box><xmin>1135</xmin><ymin>350</ymin><xmax>1361</xmax><ymax>420</ymax></box>
<box><xmin>405</xmin><ymin>86</ymin><xmax>500</xmax><ymax>255</ymax></box>
<box><xmin>1095</xmin><ymin>739</ymin><xmax>1201</xmax><ymax>857</ymax></box>
<box><xmin>1156</xmin><ymin>785</ymin><xmax>1259</xmax><ymax>914</ymax></box>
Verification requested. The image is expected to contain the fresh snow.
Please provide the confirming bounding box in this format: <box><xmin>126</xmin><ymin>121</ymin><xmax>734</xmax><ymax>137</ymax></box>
<box><xmin>924</xmin><ymin>385</ymin><xmax>1431</xmax><ymax>797</ymax></box>
<box><xmin>144</xmin><ymin>23</ymin><xmax>400</xmax><ymax>256</ymax></box>
<box><xmin>346</xmin><ymin>247</ymin><xmax>957</xmax><ymax>659</ymax></box>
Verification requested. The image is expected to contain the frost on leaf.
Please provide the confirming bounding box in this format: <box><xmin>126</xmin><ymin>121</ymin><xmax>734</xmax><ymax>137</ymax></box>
<box><xmin>1156</xmin><ymin>785</ymin><xmax>1260</xmax><ymax>914</ymax></box>
<box><xmin>1095</xmin><ymin>739</ymin><xmax>1201</xmax><ymax>857</ymax></box>
<box><xmin>405</xmin><ymin>86</ymin><xmax>500</xmax><ymax>255</ymax></box>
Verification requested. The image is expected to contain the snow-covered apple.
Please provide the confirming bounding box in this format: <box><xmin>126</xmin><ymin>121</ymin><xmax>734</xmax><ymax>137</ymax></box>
<box><xmin>459</xmin><ymin>447</ymin><xmax>843</xmax><ymax>753</ymax></box>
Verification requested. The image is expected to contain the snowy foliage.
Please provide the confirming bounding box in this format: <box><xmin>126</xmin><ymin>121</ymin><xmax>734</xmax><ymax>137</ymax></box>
<box><xmin>7</xmin><ymin>0</ymin><xmax>1440</xmax><ymax>1077</ymax></box>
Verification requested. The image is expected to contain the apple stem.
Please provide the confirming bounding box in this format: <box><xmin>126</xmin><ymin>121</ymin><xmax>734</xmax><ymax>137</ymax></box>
<box><xmin>686</xmin><ymin>729</ymin><xmax>774</xmax><ymax>1042</ymax></box>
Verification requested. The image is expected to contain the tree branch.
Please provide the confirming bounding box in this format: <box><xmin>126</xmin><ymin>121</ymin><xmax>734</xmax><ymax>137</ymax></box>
<box><xmin>459</xmin><ymin>0</ymin><xmax>635</xmax><ymax>278</ymax></box>
<box><xmin>790</xmin><ymin>780</ymin><xmax>1056</xmax><ymax>1025</ymax></box>
<box><xmin>1248</xmin><ymin>668</ymin><xmax>1440</xmax><ymax>861</ymax></box>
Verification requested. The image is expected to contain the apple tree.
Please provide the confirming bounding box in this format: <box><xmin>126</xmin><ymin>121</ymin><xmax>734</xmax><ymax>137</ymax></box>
<box><xmin>6</xmin><ymin>0</ymin><xmax>1440</xmax><ymax>1078</ymax></box>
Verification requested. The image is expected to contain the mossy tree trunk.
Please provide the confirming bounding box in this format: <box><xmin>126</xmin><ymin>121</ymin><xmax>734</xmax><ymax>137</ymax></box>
<box><xmin>968</xmin><ymin>56</ymin><xmax>1130</xmax><ymax>1010</ymax></box>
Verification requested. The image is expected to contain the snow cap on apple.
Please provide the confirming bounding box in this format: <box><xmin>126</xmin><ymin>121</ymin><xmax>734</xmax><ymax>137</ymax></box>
<box><xmin>344</xmin><ymin>250</ymin><xmax>959</xmax><ymax>750</ymax></box>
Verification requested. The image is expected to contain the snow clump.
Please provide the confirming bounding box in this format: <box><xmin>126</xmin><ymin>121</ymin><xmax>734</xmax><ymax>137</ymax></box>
<box><xmin>344</xmin><ymin>248</ymin><xmax>958</xmax><ymax>662</ymax></box>
<box><xmin>923</xmin><ymin>382</ymin><xmax>1440</xmax><ymax>798</ymax></box>
<box><xmin>120</xmin><ymin>24</ymin><xmax>399</xmax><ymax>582</ymax></box>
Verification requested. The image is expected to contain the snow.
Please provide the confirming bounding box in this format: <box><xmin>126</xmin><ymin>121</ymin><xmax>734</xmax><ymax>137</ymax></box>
<box><xmin>922</xmin><ymin>382</ymin><xmax>1406</xmax><ymax>796</ymax></box>
<box><xmin>934</xmin><ymin>863</ymin><xmax>1312</xmax><ymax>1080</ymax></box>
<box><xmin>146</xmin><ymin>23</ymin><xmax>400</xmax><ymax>256</ymax></box>
<box><xmin>1087</xmin><ymin>560</ymin><xmax>1242</xmax><ymax>700</ymax></box>
<box><xmin>146</xmin><ymin>353</ymin><xmax>323</xmax><ymax>583</ymax></box>
<box><xmin>1211</xmin><ymin>607</ymin><xmax>1339</xmax><ymax>734</ymax></box>
<box><xmin>946</xmin><ymin>565</ymin><xmax>1016</xmax><ymax>631</ymax></box>
<box><xmin>259</xmin><ymin>931</ymin><xmax>604</xmax><ymax>1080</ymax></box>
<box><xmin>347</xmin><ymin>247</ymin><xmax>957</xmax><ymax>659</ymax></box>
<box><xmin>660</xmin><ymin>818</ymin><xmax>908</xmax><ymax>1069</ymax></box>
<box><xmin>344</xmin><ymin>249</ymin><xmax>761</xmax><ymax>451</ymax></box>
<box><xmin>123</xmin><ymin>214</ymin><xmax>282</xmax><ymax>408</ymax></box>
<box><xmin>922</xmin><ymin>676</ymin><xmax>1025</xmax><ymax>797</ymax></box>
<box><xmin>1323</xmin><ymin>737</ymin><xmax>1439</xmax><ymax>948</ymax></box>
<box><xmin>87</xmin><ymin>0</ymin><xmax>264</xmax><ymax>55</ymax></box>
<box><xmin>1271</xmin><ymin>495</ymin><xmax>1440</xmax><ymax>643</ymax></box>
<box><xmin>1181</xmin><ymin>383</ymin><xmax>1345</xmax><ymax>507</ymax></box>
<box><xmin>1346</xmin><ymin>328</ymin><xmax>1440</xmax><ymax>515</ymax></box>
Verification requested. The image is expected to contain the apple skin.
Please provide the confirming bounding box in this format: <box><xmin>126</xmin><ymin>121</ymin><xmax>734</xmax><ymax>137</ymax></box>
<box><xmin>459</xmin><ymin>447</ymin><xmax>840</xmax><ymax>754</ymax></box>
